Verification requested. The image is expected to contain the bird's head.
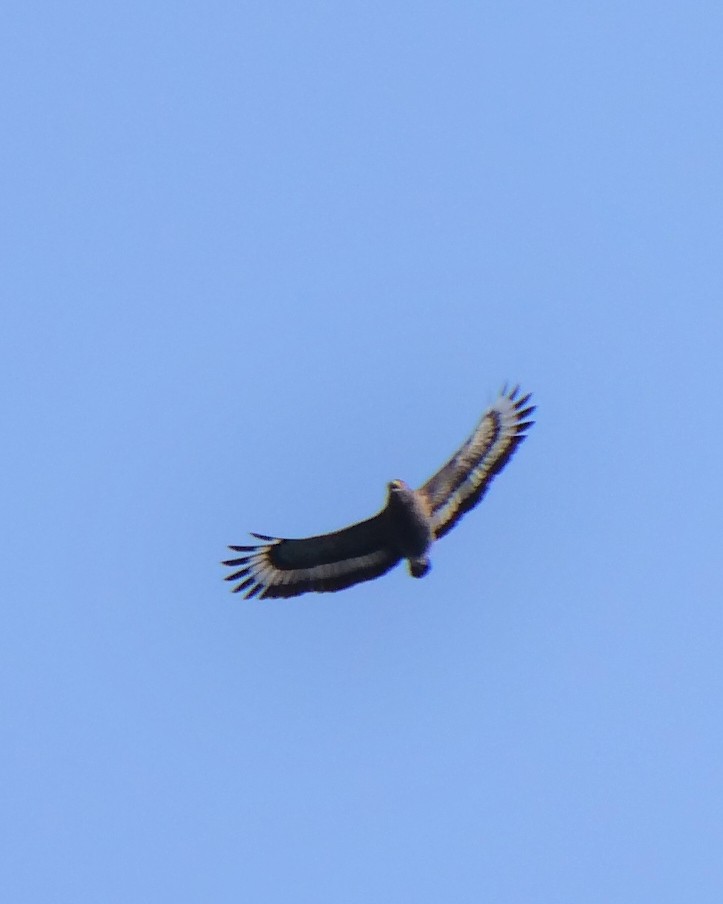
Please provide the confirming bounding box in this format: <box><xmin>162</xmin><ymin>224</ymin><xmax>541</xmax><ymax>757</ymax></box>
<box><xmin>387</xmin><ymin>479</ymin><xmax>408</xmax><ymax>494</ymax></box>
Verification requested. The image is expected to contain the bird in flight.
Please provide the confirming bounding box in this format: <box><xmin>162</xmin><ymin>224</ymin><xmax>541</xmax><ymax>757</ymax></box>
<box><xmin>223</xmin><ymin>385</ymin><xmax>534</xmax><ymax>599</ymax></box>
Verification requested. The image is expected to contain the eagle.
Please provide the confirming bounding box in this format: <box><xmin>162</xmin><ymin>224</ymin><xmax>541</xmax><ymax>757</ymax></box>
<box><xmin>223</xmin><ymin>385</ymin><xmax>534</xmax><ymax>599</ymax></box>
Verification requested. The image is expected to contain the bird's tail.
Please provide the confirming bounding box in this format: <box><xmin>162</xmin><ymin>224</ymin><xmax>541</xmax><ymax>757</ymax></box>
<box><xmin>408</xmin><ymin>557</ymin><xmax>431</xmax><ymax>578</ymax></box>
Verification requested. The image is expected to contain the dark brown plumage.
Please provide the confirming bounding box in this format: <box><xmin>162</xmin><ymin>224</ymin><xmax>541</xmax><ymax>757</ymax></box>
<box><xmin>223</xmin><ymin>385</ymin><xmax>534</xmax><ymax>599</ymax></box>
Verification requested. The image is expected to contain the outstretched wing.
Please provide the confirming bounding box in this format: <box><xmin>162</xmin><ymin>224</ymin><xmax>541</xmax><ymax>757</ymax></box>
<box><xmin>419</xmin><ymin>386</ymin><xmax>535</xmax><ymax>539</ymax></box>
<box><xmin>223</xmin><ymin>512</ymin><xmax>400</xmax><ymax>599</ymax></box>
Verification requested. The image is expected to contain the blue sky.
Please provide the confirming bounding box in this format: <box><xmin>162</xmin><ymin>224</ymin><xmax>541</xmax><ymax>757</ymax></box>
<box><xmin>3</xmin><ymin>2</ymin><xmax>723</xmax><ymax>901</ymax></box>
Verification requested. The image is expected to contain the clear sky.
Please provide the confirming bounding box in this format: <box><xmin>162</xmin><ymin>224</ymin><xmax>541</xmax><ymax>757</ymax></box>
<box><xmin>3</xmin><ymin>2</ymin><xmax>723</xmax><ymax>902</ymax></box>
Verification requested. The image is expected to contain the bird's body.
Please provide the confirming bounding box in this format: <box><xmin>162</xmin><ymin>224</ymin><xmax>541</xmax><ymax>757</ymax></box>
<box><xmin>223</xmin><ymin>385</ymin><xmax>534</xmax><ymax>599</ymax></box>
<box><xmin>384</xmin><ymin>480</ymin><xmax>433</xmax><ymax>577</ymax></box>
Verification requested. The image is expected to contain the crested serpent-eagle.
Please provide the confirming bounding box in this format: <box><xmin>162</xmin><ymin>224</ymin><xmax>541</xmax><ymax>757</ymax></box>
<box><xmin>223</xmin><ymin>385</ymin><xmax>534</xmax><ymax>599</ymax></box>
